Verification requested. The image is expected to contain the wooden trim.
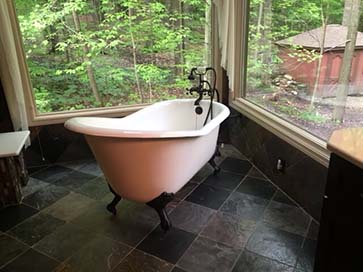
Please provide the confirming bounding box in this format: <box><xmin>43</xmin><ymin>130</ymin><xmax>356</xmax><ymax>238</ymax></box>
<box><xmin>211</xmin><ymin>2</ymin><xmax>224</xmax><ymax>102</ymax></box>
<box><xmin>29</xmin><ymin>104</ymin><xmax>146</xmax><ymax>126</ymax></box>
<box><xmin>231</xmin><ymin>98</ymin><xmax>330</xmax><ymax>167</ymax></box>
<box><xmin>232</xmin><ymin>1</ymin><xmax>244</xmax><ymax>99</ymax></box>
<box><xmin>239</xmin><ymin>0</ymin><xmax>250</xmax><ymax>98</ymax></box>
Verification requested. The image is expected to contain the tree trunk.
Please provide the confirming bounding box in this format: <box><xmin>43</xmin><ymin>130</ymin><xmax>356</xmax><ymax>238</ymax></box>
<box><xmin>92</xmin><ymin>0</ymin><xmax>103</xmax><ymax>23</ymax></box>
<box><xmin>62</xmin><ymin>28</ymin><xmax>71</xmax><ymax>63</ymax></box>
<box><xmin>170</xmin><ymin>0</ymin><xmax>179</xmax><ymax>77</ymax></box>
<box><xmin>310</xmin><ymin>11</ymin><xmax>328</xmax><ymax>110</ymax></box>
<box><xmin>128</xmin><ymin>7</ymin><xmax>144</xmax><ymax>103</ymax></box>
<box><xmin>148</xmin><ymin>81</ymin><xmax>152</xmax><ymax>103</ymax></box>
<box><xmin>204</xmin><ymin>0</ymin><xmax>212</xmax><ymax>67</ymax></box>
<box><xmin>72</xmin><ymin>10</ymin><xmax>102</xmax><ymax>105</ymax></box>
<box><xmin>254</xmin><ymin>1</ymin><xmax>264</xmax><ymax>62</ymax></box>
<box><xmin>261</xmin><ymin>0</ymin><xmax>272</xmax><ymax>85</ymax></box>
<box><xmin>47</xmin><ymin>25</ymin><xmax>58</xmax><ymax>54</ymax></box>
<box><xmin>178</xmin><ymin>0</ymin><xmax>185</xmax><ymax>75</ymax></box>
<box><xmin>333</xmin><ymin>0</ymin><xmax>361</xmax><ymax>122</ymax></box>
<box><xmin>342</xmin><ymin>0</ymin><xmax>354</xmax><ymax>26</ymax></box>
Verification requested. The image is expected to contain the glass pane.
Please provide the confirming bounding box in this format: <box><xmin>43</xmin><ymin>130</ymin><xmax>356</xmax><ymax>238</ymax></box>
<box><xmin>245</xmin><ymin>0</ymin><xmax>363</xmax><ymax>141</ymax></box>
<box><xmin>15</xmin><ymin>0</ymin><xmax>211</xmax><ymax>113</ymax></box>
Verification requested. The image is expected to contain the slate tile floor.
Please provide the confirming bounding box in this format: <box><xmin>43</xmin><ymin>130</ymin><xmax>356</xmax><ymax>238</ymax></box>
<box><xmin>0</xmin><ymin>145</ymin><xmax>318</xmax><ymax>272</ymax></box>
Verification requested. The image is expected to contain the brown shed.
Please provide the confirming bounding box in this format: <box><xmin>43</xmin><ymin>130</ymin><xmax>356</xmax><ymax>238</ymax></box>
<box><xmin>276</xmin><ymin>24</ymin><xmax>363</xmax><ymax>97</ymax></box>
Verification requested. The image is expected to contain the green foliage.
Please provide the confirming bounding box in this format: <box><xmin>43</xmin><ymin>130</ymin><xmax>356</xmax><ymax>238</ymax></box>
<box><xmin>299</xmin><ymin>110</ymin><xmax>327</xmax><ymax>123</ymax></box>
<box><xmin>34</xmin><ymin>87</ymin><xmax>52</xmax><ymax>113</ymax></box>
<box><xmin>15</xmin><ymin>0</ymin><xmax>208</xmax><ymax>112</ymax></box>
<box><xmin>247</xmin><ymin>0</ymin><xmax>344</xmax><ymax>92</ymax></box>
<box><xmin>276</xmin><ymin>103</ymin><xmax>327</xmax><ymax>123</ymax></box>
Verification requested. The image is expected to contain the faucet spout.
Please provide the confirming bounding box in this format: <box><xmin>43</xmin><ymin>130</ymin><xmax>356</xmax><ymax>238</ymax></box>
<box><xmin>194</xmin><ymin>93</ymin><xmax>203</xmax><ymax>106</ymax></box>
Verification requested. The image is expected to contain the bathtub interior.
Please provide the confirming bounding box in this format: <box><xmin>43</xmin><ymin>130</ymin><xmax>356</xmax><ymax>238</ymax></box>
<box><xmin>64</xmin><ymin>99</ymin><xmax>229</xmax><ymax>138</ymax></box>
<box><xmin>65</xmin><ymin>99</ymin><xmax>223</xmax><ymax>134</ymax></box>
<box><xmin>118</xmin><ymin>99</ymin><xmax>223</xmax><ymax>131</ymax></box>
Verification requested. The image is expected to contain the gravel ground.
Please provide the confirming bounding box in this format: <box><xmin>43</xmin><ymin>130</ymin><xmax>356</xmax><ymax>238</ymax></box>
<box><xmin>247</xmin><ymin>92</ymin><xmax>363</xmax><ymax>141</ymax></box>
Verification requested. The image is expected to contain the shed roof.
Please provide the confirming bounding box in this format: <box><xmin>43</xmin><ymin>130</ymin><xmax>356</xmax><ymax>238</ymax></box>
<box><xmin>276</xmin><ymin>24</ymin><xmax>363</xmax><ymax>50</ymax></box>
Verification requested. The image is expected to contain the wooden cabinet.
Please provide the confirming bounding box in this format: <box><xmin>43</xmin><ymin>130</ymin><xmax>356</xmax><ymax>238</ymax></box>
<box><xmin>314</xmin><ymin>128</ymin><xmax>363</xmax><ymax>272</ymax></box>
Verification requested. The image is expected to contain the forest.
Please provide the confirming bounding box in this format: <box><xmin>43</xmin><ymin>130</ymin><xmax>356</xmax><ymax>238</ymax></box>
<box><xmin>15</xmin><ymin>0</ymin><xmax>210</xmax><ymax>113</ymax></box>
<box><xmin>247</xmin><ymin>0</ymin><xmax>363</xmax><ymax>139</ymax></box>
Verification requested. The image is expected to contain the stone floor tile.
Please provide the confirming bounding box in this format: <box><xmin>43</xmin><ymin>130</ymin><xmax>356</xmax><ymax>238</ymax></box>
<box><xmin>220</xmin><ymin>192</ymin><xmax>269</xmax><ymax>221</ymax></box>
<box><xmin>201</xmin><ymin>211</ymin><xmax>256</xmax><ymax>248</ymax></box>
<box><xmin>219</xmin><ymin>158</ymin><xmax>252</xmax><ymax>175</ymax></box>
<box><xmin>186</xmin><ymin>184</ymin><xmax>231</xmax><ymax>210</ymax></box>
<box><xmin>137</xmin><ymin>227</ymin><xmax>196</xmax><ymax>264</ymax></box>
<box><xmin>34</xmin><ymin>223</ymin><xmax>95</xmax><ymax>261</ymax></box>
<box><xmin>0</xmin><ymin>249</ymin><xmax>59</xmax><ymax>272</ymax></box>
<box><xmin>0</xmin><ymin>205</ymin><xmax>38</xmax><ymax>232</ymax></box>
<box><xmin>263</xmin><ymin>201</ymin><xmax>311</xmax><ymax>236</ymax></box>
<box><xmin>114</xmin><ymin>249</ymin><xmax>173</xmax><ymax>272</ymax></box>
<box><xmin>0</xmin><ymin>234</ymin><xmax>29</xmax><ymax>268</ymax></box>
<box><xmin>232</xmin><ymin>250</ymin><xmax>294</xmax><ymax>272</ymax></box>
<box><xmin>246</xmin><ymin>224</ymin><xmax>304</xmax><ymax>266</ymax></box>
<box><xmin>42</xmin><ymin>192</ymin><xmax>96</xmax><ymax>222</ymax></box>
<box><xmin>177</xmin><ymin>236</ymin><xmax>239</xmax><ymax>272</ymax></box>
<box><xmin>61</xmin><ymin>235</ymin><xmax>131</xmax><ymax>272</ymax></box>
<box><xmin>8</xmin><ymin>212</ymin><xmax>65</xmax><ymax>246</ymax></box>
<box><xmin>169</xmin><ymin>201</ymin><xmax>215</xmax><ymax>234</ymax></box>
<box><xmin>203</xmin><ymin>171</ymin><xmax>244</xmax><ymax>191</ymax></box>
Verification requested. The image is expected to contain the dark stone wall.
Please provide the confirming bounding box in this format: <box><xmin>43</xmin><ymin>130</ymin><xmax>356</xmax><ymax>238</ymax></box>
<box><xmin>227</xmin><ymin>108</ymin><xmax>328</xmax><ymax>221</ymax></box>
<box><xmin>0</xmin><ymin>80</ymin><xmax>92</xmax><ymax>170</ymax></box>
<box><xmin>25</xmin><ymin>125</ymin><xmax>94</xmax><ymax>170</ymax></box>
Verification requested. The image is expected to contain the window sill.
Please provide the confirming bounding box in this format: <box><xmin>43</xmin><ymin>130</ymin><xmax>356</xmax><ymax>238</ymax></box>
<box><xmin>28</xmin><ymin>104</ymin><xmax>146</xmax><ymax>127</ymax></box>
<box><xmin>230</xmin><ymin>98</ymin><xmax>330</xmax><ymax>167</ymax></box>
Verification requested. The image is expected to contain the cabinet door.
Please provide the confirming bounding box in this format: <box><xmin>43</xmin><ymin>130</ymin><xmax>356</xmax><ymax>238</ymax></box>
<box><xmin>314</xmin><ymin>153</ymin><xmax>363</xmax><ymax>272</ymax></box>
<box><xmin>334</xmin><ymin>155</ymin><xmax>363</xmax><ymax>271</ymax></box>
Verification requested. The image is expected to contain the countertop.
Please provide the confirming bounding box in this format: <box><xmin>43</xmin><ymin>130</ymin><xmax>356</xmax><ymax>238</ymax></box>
<box><xmin>327</xmin><ymin>128</ymin><xmax>363</xmax><ymax>169</ymax></box>
<box><xmin>0</xmin><ymin>131</ymin><xmax>30</xmax><ymax>158</ymax></box>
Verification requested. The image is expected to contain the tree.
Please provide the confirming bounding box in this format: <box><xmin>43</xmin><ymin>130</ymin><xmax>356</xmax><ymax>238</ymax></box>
<box><xmin>127</xmin><ymin>2</ymin><xmax>144</xmax><ymax>103</ymax></box>
<box><xmin>261</xmin><ymin>0</ymin><xmax>272</xmax><ymax>85</ymax></box>
<box><xmin>333</xmin><ymin>0</ymin><xmax>362</xmax><ymax>122</ymax></box>
<box><xmin>342</xmin><ymin>0</ymin><xmax>354</xmax><ymax>26</ymax></box>
<box><xmin>72</xmin><ymin>8</ymin><xmax>102</xmax><ymax>105</ymax></box>
<box><xmin>310</xmin><ymin>1</ymin><xmax>329</xmax><ymax>110</ymax></box>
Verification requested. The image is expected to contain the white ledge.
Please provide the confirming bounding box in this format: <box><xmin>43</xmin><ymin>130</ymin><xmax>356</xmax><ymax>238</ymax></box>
<box><xmin>0</xmin><ymin>131</ymin><xmax>30</xmax><ymax>158</ymax></box>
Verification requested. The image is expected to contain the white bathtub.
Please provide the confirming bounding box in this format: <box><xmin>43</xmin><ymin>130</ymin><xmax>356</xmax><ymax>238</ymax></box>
<box><xmin>65</xmin><ymin>99</ymin><xmax>229</xmax><ymax>201</ymax></box>
<box><xmin>65</xmin><ymin>99</ymin><xmax>229</xmax><ymax>230</ymax></box>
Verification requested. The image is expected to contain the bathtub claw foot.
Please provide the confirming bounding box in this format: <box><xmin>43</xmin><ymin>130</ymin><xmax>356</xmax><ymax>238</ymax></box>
<box><xmin>209</xmin><ymin>157</ymin><xmax>220</xmax><ymax>175</ymax></box>
<box><xmin>106</xmin><ymin>184</ymin><xmax>122</xmax><ymax>215</ymax></box>
<box><xmin>147</xmin><ymin>192</ymin><xmax>174</xmax><ymax>232</ymax></box>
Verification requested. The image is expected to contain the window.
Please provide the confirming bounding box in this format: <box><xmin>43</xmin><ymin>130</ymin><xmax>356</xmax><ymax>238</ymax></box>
<box><xmin>243</xmin><ymin>0</ymin><xmax>363</xmax><ymax>142</ymax></box>
<box><xmin>14</xmin><ymin>0</ymin><xmax>211</xmax><ymax>115</ymax></box>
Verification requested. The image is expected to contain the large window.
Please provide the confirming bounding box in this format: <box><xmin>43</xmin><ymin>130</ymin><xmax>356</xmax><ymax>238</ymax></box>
<box><xmin>244</xmin><ymin>0</ymin><xmax>363</xmax><ymax>141</ymax></box>
<box><xmin>15</xmin><ymin>0</ymin><xmax>211</xmax><ymax>114</ymax></box>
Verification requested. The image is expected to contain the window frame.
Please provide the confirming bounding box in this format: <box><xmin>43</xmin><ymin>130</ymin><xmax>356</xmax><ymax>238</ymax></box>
<box><xmin>8</xmin><ymin>0</ymin><xmax>216</xmax><ymax>126</ymax></box>
<box><xmin>8</xmin><ymin>0</ymin><xmax>148</xmax><ymax>126</ymax></box>
<box><xmin>231</xmin><ymin>0</ymin><xmax>330</xmax><ymax>167</ymax></box>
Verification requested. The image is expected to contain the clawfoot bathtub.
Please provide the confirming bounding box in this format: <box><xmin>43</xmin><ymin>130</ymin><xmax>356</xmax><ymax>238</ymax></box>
<box><xmin>65</xmin><ymin>99</ymin><xmax>230</xmax><ymax>230</ymax></box>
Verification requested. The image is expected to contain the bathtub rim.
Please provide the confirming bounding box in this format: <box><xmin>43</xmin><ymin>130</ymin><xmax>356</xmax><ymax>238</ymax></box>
<box><xmin>64</xmin><ymin>99</ymin><xmax>230</xmax><ymax>139</ymax></box>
